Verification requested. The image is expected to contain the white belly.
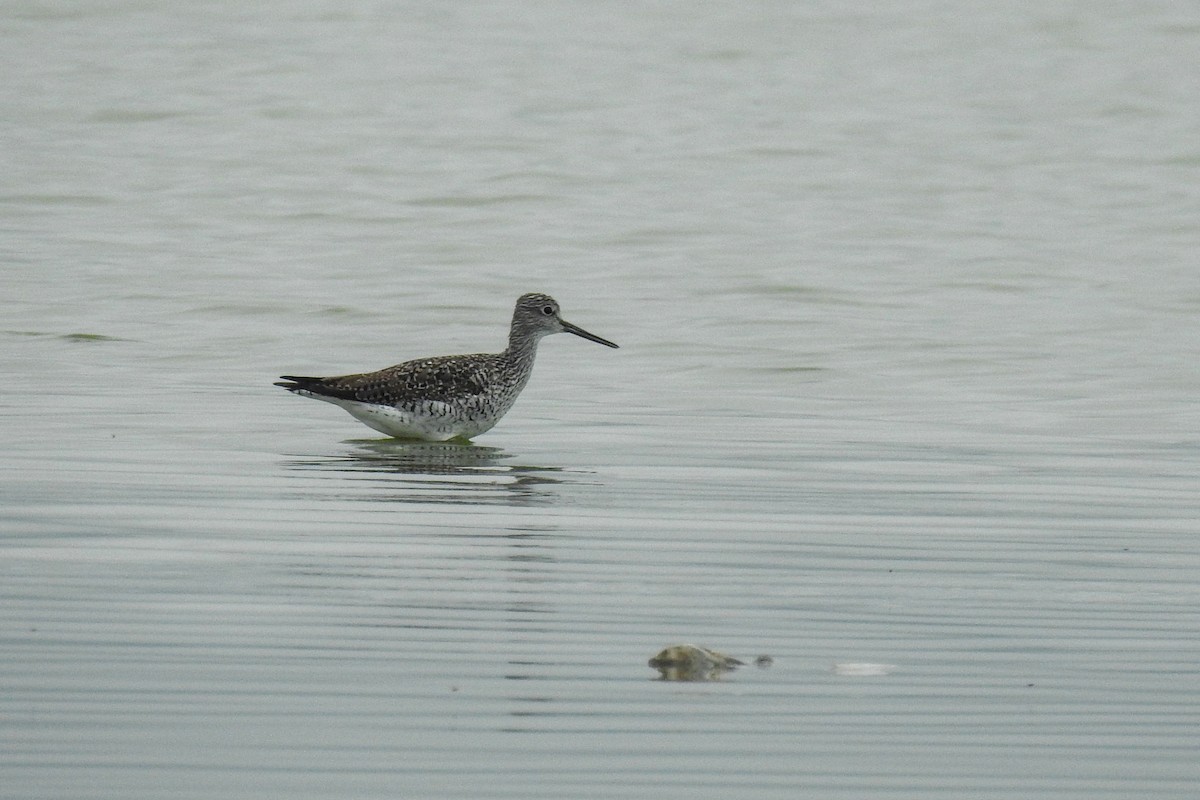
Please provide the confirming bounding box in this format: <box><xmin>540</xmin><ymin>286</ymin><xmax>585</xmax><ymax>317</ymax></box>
<box><xmin>317</xmin><ymin>395</ymin><xmax>500</xmax><ymax>441</ymax></box>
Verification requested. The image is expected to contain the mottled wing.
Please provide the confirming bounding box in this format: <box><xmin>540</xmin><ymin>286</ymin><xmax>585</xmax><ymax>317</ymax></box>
<box><xmin>278</xmin><ymin>353</ymin><xmax>499</xmax><ymax>407</ymax></box>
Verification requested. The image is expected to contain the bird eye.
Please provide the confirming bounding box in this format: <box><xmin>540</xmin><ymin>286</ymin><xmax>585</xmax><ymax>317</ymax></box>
<box><xmin>541</xmin><ymin>305</ymin><xmax>554</xmax><ymax>316</ymax></box>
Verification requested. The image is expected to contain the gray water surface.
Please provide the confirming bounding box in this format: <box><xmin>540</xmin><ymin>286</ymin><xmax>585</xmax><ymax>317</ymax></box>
<box><xmin>4</xmin><ymin>2</ymin><xmax>1199</xmax><ymax>798</ymax></box>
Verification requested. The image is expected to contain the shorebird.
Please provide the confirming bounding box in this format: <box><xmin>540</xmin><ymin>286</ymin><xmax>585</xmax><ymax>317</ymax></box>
<box><xmin>275</xmin><ymin>293</ymin><xmax>618</xmax><ymax>441</ymax></box>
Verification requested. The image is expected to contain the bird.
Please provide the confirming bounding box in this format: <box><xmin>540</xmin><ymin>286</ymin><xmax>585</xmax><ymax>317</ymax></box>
<box><xmin>275</xmin><ymin>293</ymin><xmax>618</xmax><ymax>441</ymax></box>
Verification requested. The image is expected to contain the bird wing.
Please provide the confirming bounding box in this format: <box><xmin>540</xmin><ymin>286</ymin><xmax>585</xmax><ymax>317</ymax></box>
<box><xmin>278</xmin><ymin>353</ymin><xmax>499</xmax><ymax>407</ymax></box>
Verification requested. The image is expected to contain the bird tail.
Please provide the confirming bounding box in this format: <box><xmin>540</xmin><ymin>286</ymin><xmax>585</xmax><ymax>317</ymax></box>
<box><xmin>275</xmin><ymin>375</ymin><xmax>322</xmax><ymax>392</ymax></box>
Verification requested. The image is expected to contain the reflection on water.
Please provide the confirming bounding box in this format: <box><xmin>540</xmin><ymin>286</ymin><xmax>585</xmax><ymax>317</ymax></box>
<box><xmin>281</xmin><ymin>439</ymin><xmax>567</xmax><ymax>506</ymax></box>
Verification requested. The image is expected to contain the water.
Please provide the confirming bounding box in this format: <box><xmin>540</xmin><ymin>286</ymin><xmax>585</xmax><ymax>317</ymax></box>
<box><xmin>3</xmin><ymin>1</ymin><xmax>1199</xmax><ymax>798</ymax></box>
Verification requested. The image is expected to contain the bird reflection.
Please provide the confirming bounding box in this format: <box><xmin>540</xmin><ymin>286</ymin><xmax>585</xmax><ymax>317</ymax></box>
<box><xmin>281</xmin><ymin>439</ymin><xmax>564</xmax><ymax>506</ymax></box>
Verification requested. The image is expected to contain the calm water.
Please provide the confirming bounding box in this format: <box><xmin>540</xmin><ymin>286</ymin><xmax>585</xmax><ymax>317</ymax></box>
<box><xmin>3</xmin><ymin>1</ymin><xmax>1199</xmax><ymax>798</ymax></box>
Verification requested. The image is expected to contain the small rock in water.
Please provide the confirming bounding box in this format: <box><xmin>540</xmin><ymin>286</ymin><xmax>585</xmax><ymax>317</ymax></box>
<box><xmin>649</xmin><ymin>644</ymin><xmax>744</xmax><ymax>682</ymax></box>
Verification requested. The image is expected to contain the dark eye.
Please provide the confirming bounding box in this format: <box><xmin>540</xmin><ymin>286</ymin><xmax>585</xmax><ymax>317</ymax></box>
<box><xmin>541</xmin><ymin>305</ymin><xmax>554</xmax><ymax>316</ymax></box>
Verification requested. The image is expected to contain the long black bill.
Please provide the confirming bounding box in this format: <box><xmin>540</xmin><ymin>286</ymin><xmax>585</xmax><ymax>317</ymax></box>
<box><xmin>561</xmin><ymin>319</ymin><xmax>619</xmax><ymax>349</ymax></box>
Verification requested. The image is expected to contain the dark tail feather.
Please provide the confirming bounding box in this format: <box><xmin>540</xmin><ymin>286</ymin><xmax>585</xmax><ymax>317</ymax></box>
<box><xmin>275</xmin><ymin>375</ymin><xmax>360</xmax><ymax>402</ymax></box>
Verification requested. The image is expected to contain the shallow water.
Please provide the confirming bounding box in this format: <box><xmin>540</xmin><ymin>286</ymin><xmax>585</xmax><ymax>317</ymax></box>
<box><xmin>4</xmin><ymin>1</ymin><xmax>1200</xmax><ymax>798</ymax></box>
